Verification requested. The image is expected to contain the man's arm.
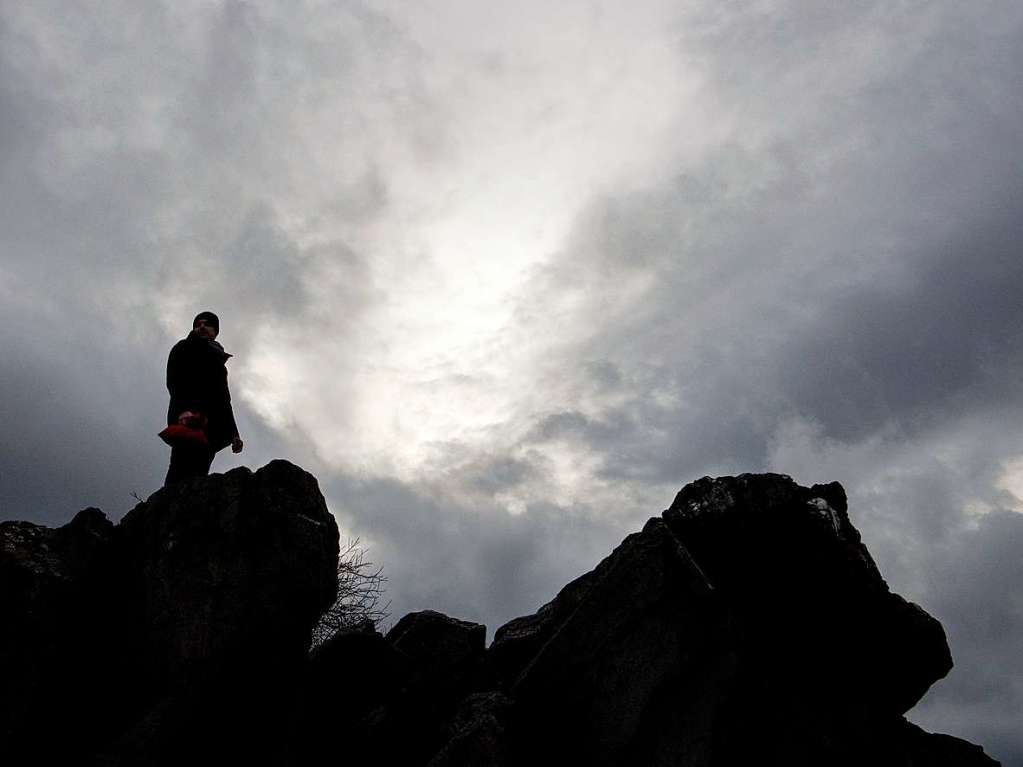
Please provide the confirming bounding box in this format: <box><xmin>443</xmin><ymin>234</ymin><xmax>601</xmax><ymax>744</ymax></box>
<box><xmin>220</xmin><ymin>368</ymin><xmax>243</xmax><ymax>453</ymax></box>
<box><xmin>166</xmin><ymin>342</ymin><xmax>203</xmax><ymax>417</ymax></box>
<box><xmin>224</xmin><ymin>397</ymin><xmax>242</xmax><ymax>452</ymax></box>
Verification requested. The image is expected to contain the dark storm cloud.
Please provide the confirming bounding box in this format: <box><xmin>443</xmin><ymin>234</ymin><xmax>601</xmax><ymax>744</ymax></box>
<box><xmin>3</xmin><ymin>2</ymin><xmax>1023</xmax><ymax>762</ymax></box>
<box><xmin>463</xmin><ymin>455</ymin><xmax>538</xmax><ymax>496</ymax></box>
<box><xmin>911</xmin><ymin>509</ymin><xmax>1023</xmax><ymax>765</ymax></box>
<box><xmin>774</xmin><ymin>200</ymin><xmax>1023</xmax><ymax>443</ymax></box>
<box><xmin>0</xmin><ymin>316</ymin><xmax>171</xmax><ymax>521</ymax></box>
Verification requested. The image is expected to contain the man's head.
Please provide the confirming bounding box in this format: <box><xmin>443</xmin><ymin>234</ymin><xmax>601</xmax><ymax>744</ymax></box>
<box><xmin>192</xmin><ymin>311</ymin><xmax>220</xmax><ymax>340</ymax></box>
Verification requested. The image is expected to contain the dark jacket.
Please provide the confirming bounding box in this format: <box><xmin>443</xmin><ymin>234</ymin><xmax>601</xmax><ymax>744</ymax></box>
<box><xmin>166</xmin><ymin>331</ymin><xmax>240</xmax><ymax>452</ymax></box>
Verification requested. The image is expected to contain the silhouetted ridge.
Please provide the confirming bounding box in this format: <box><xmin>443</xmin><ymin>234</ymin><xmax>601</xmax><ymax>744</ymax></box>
<box><xmin>0</xmin><ymin>466</ymin><xmax>1000</xmax><ymax>766</ymax></box>
<box><xmin>1</xmin><ymin>460</ymin><xmax>338</xmax><ymax>765</ymax></box>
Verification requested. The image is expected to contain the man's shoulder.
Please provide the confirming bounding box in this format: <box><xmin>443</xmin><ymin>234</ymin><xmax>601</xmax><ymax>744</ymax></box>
<box><xmin>169</xmin><ymin>335</ymin><xmax>201</xmax><ymax>356</ymax></box>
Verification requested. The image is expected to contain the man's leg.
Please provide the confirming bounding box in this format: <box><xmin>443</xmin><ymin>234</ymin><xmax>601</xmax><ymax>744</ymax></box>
<box><xmin>165</xmin><ymin>444</ymin><xmax>216</xmax><ymax>486</ymax></box>
<box><xmin>200</xmin><ymin>444</ymin><xmax>215</xmax><ymax>475</ymax></box>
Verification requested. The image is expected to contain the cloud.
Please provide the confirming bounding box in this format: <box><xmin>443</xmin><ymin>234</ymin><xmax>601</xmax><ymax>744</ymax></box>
<box><xmin>913</xmin><ymin>509</ymin><xmax>1023</xmax><ymax>764</ymax></box>
<box><xmin>320</xmin><ymin>470</ymin><xmax>625</xmax><ymax>637</ymax></box>
<box><xmin>2</xmin><ymin>2</ymin><xmax>1023</xmax><ymax>761</ymax></box>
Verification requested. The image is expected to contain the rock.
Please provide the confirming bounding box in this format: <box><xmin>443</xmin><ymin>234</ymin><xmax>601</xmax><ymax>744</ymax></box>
<box><xmin>893</xmin><ymin>719</ymin><xmax>1001</xmax><ymax>766</ymax></box>
<box><xmin>114</xmin><ymin>460</ymin><xmax>339</xmax><ymax>682</ymax></box>
<box><xmin>353</xmin><ymin>611</ymin><xmax>491</xmax><ymax>764</ymax></box>
<box><xmin>490</xmin><ymin>568</ymin><xmax>598</xmax><ymax>686</ymax></box>
<box><xmin>1</xmin><ymin>460</ymin><xmax>340</xmax><ymax>766</ymax></box>
<box><xmin>492</xmin><ymin>473</ymin><xmax>988</xmax><ymax>767</ymax></box>
<box><xmin>662</xmin><ymin>473</ymin><xmax>951</xmax><ymax>716</ymax></box>
<box><xmin>427</xmin><ymin>691</ymin><xmax>514</xmax><ymax>767</ymax></box>
<box><xmin>0</xmin><ymin>508</ymin><xmax>115</xmax><ymax>760</ymax></box>
<box><xmin>99</xmin><ymin>460</ymin><xmax>340</xmax><ymax>765</ymax></box>
<box><xmin>1</xmin><ymin>467</ymin><xmax>1003</xmax><ymax>766</ymax></box>
<box><xmin>500</xmin><ymin>517</ymin><xmax>731</xmax><ymax>766</ymax></box>
<box><xmin>386</xmin><ymin>609</ymin><xmax>488</xmax><ymax>689</ymax></box>
<box><xmin>297</xmin><ymin>609</ymin><xmax>492</xmax><ymax>765</ymax></box>
<box><xmin>297</xmin><ymin>621</ymin><xmax>411</xmax><ymax>765</ymax></box>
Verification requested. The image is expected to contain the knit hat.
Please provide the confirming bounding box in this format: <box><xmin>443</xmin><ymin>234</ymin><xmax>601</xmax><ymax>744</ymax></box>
<box><xmin>192</xmin><ymin>311</ymin><xmax>220</xmax><ymax>333</ymax></box>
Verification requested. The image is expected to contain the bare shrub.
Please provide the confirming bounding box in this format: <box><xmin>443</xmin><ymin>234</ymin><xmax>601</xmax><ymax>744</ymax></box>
<box><xmin>311</xmin><ymin>537</ymin><xmax>389</xmax><ymax>648</ymax></box>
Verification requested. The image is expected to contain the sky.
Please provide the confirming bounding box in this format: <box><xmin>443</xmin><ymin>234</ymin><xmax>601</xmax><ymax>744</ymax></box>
<box><xmin>2</xmin><ymin>1</ymin><xmax>1021</xmax><ymax>761</ymax></box>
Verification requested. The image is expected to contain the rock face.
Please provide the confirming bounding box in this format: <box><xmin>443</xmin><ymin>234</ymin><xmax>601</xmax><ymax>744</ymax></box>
<box><xmin>299</xmin><ymin>610</ymin><xmax>491</xmax><ymax>765</ymax></box>
<box><xmin>0</xmin><ymin>507</ymin><xmax>114</xmax><ymax>758</ymax></box>
<box><xmin>115</xmin><ymin>459</ymin><xmax>338</xmax><ymax>682</ymax></box>
<box><xmin>298</xmin><ymin>473</ymin><xmax>998</xmax><ymax>767</ymax></box>
<box><xmin>1</xmin><ymin>468</ymin><xmax>1001</xmax><ymax>766</ymax></box>
<box><xmin>489</xmin><ymin>473</ymin><xmax>967</xmax><ymax>766</ymax></box>
<box><xmin>0</xmin><ymin>460</ymin><xmax>338</xmax><ymax>766</ymax></box>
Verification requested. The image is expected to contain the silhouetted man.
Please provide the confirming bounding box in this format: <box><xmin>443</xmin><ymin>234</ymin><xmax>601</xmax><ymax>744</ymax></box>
<box><xmin>164</xmin><ymin>311</ymin><xmax>244</xmax><ymax>485</ymax></box>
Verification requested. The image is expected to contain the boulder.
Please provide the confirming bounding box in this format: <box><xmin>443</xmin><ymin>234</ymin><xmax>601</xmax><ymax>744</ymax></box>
<box><xmin>386</xmin><ymin>609</ymin><xmax>488</xmax><ymax>691</ymax></box>
<box><xmin>0</xmin><ymin>508</ymin><xmax>115</xmax><ymax>759</ymax></box>
<box><xmin>1</xmin><ymin>460</ymin><xmax>340</xmax><ymax>766</ymax></box>
<box><xmin>427</xmin><ymin>691</ymin><xmax>514</xmax><ymax>767</ymax></box>
<box><xmin>298</xmin><ymin>621</ymin><xmax>410</xmax><ymax>765</ymax></box>
<box><xmin>661</xmin><ymin>473</ymin><xmax>951</xmax><ymax>717</ymax></box>
<box><xmin>99</xmin><ymin>460</ymin><xmax>340</xmax><ymax>765</ymax></box>
<box><xmin>490</xmin><ymin>567</ymin><xmax>598</xmax><ymax>686</ymax></box>
<box><xmin>297</xmin><ymin>609</ymin><xmax>492</xmax><ymax>765</ymax></box>
<box><xmin>114</xmin><ymin>460</ymin><xmax>339</xmax><ymax>683</ymax></box>
<box><xmin>491</xmin><ymin>473</ymin><xmax>994</xmax><ymax>767</ymax></box>
<box><xmin>499</xmin><ymin>517</ymin><xmax>732</xmax><ymax>766</ymax></box>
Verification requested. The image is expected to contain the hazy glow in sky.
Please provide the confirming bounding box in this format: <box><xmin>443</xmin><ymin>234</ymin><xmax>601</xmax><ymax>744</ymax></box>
<box><xmin>226</xmin><ymin>1</ymin><xmax>712</xmax><ymax>488</ymax></box>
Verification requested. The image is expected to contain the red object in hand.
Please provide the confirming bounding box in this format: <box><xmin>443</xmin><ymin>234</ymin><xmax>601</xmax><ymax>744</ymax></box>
<box><xmin>158</xmin><ymin>424</ymin><xmax>210</xmax><ymax>447</ymax></box>
<box><xmin>159</xmin><ymin>411</ymin><xmax>209</xmax><ymax>447</ymax></box>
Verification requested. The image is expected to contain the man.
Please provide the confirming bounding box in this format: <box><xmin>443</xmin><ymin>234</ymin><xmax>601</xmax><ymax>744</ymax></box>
<box><xmin>164</xmin><ymin>311</ymin><xmax>244</xmax><ymax>485</ymax></box>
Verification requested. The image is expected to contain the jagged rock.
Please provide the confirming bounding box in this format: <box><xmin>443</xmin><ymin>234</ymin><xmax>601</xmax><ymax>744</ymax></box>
<box><xmin>99</xmin><ymin>460</ymin><xmax>340</xmax><ymax>765</ymax></box>
<box><xmin>892</xmin><ymin>719</ymin><xmax>1000</xmax><ymax>766</ymax></box>
<box><xmin>306</xmin><ymin>620</ymin><xmax>409</xmax><ymax>718</ymax></box>
<box><xmin>362</xmin><ymin>611</ymin><xmax>491</xmax><ymax>764</ymax></box>
<box><xmin>1</xmin><ymin>467</ymin><xmax>1003</xmax><ymax>766</ymax></box>
<box><xmin>427</xmin><ymin>691</ymin><xmax>514</xmax><ymax>767</ymax></box>
<box><xmin>492</xmin><ymin>473</ymin><xmax>997</xmax><ymax>767</ymax></box>
<box><xmin>386</xmin><ymin>609</ymin><xmax>488</xmax><ymax>690</ymax></box>
<box><xmin>662</xmin><ymin>473</ymin><xmax>950</xmax><ymax>716</ymax></box>
<box><xmin>114</xmin><ymin>460</ymin><xmax>339</xmax><ymax>682</ymax></box>
<box><xmin>501</xmin><ymin>517</ymin><xmax>731</xmax><ymax>766</ymax></box>
<box><xmin>0</xmin><ymin>508</ymin><xmax>115</xmax><ymax>759</ymax></box>
<box><xmin>1</xmin><ymin>460</ymin><xmax>339</xmax><ymax>766</ymax></box>
<box><xmin>490</xmin><ymin>568</ymin><xmax>598</xmax><ymax>686</ymax></box>
<box><xmin>298</xmin><ymin>621</ymin><xmax>411</xmax><ymax>765</ymax></box>
<box><xmin>298</xmin><ymin>609</ymin><xmax>491</xmax><ymax>765</ymax></box>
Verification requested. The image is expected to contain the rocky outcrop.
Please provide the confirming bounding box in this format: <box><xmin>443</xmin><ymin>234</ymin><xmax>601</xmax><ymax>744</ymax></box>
<box><xmin>0</xmin><ymin>460</ymin><xmax>338</xmax><ymax>766</ymax></box>
<box><xmin>298</xmin><ymin>610</ymin><xmax>491</xmax><ymax>765</ymax></box>
<box><xmin>496</xmin><ymin>516</ymin><xmax>731</xmax><ymax>766</ymax></box>
<box><xmin>486</xmin><ymin>473</ymin><xmax>973</xmax><ymax>766</ymax></box>
<box><xmin>296</xmin><ymin>472</ymin><xmax>997</xmax><ymax>767</ymax></box>
<box><xmin>114</xmin><ymin>459</ymin><xmax>338</xmax><ymax>682</ymax></box>
<box><xmin>0</xmin><ymin>507</ymin><xmax>114</xmax><ymax>758</ymax></box>
<box><xmin>0</xmin><ymin>468</ymin><xmax>1001</xmax><ymax>766</ymax></box>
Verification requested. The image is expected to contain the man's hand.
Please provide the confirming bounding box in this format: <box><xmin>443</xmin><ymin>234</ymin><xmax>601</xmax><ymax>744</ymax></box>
<box><xmin>232</xmin><ymin>436</ymin><xmax>244</xmax><ymax>454</ymax></box>
<box><xmin>178</xmin><ymin>411</ymin><xmax>206</xmax><ymax>428</ymax></box>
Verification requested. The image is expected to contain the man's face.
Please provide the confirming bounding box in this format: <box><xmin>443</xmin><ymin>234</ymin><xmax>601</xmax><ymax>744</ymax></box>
<box><xmin>193</xmin><ymin>319</ymin><xmax>218</xmax><ymax>340</ymax></box>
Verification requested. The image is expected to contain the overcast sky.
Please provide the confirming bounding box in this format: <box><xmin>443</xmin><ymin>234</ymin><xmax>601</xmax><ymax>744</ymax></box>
<box><xmin>2</xmin><ymin>1</ymin><xmax>1022</xmax><ymax>761</ymax></box>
